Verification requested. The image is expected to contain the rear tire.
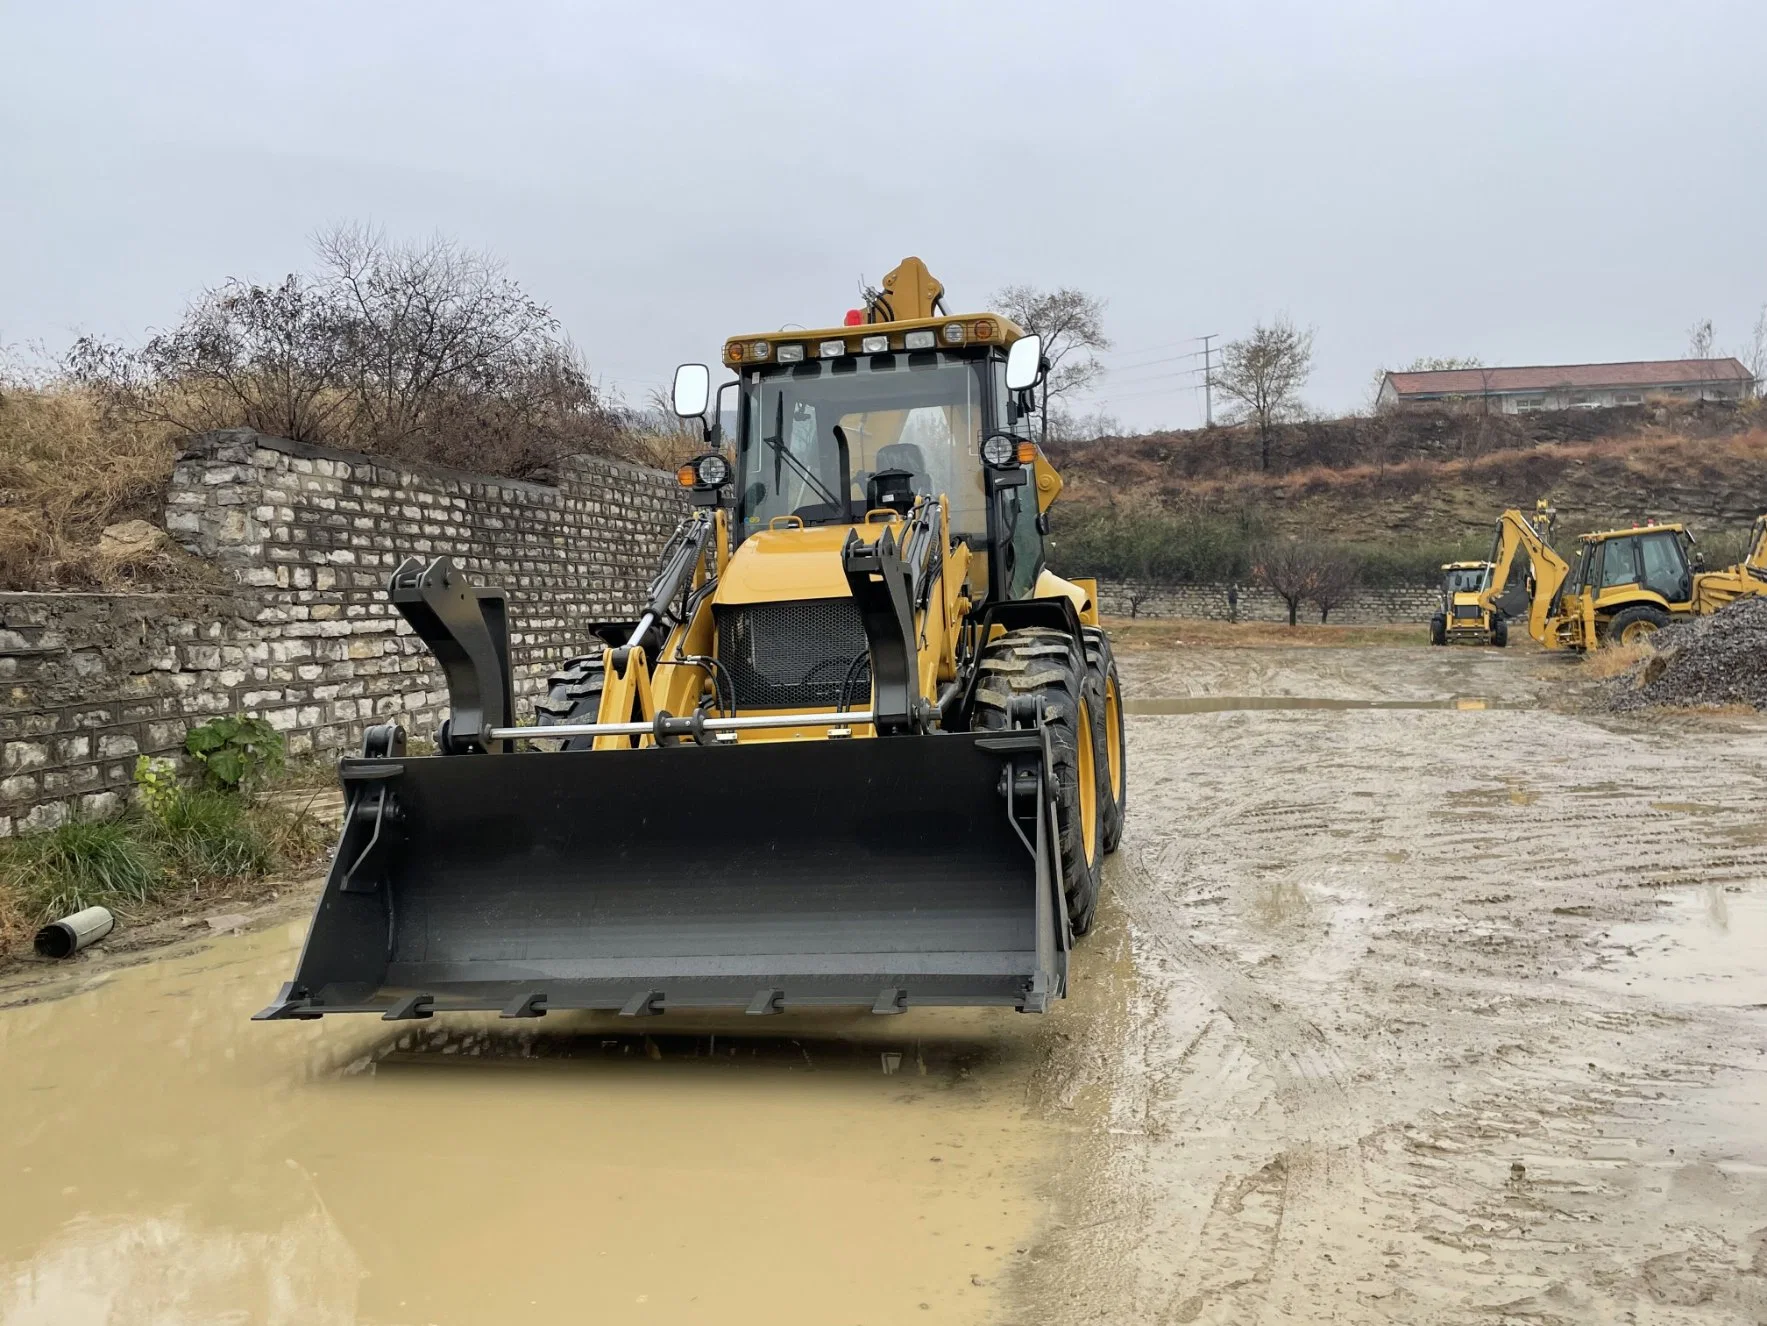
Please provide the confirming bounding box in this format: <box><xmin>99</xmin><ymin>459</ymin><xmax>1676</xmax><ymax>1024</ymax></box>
<box><xmin>972</xmin><ymin>627</ymin><xmax>1106</xmax><ymax>937</ymax></box>
<box><xmin>1430</xmin><ymin>614</ymin><xmax>1447</xmax><ymax>646</ymax></box>
<box><xmin>1605</xmin><ymin>603</ymin><xmax>1670</xmax><ymax>646</ymax></box>
<box><xmin>534</xmin><ymin>653</ymin><xmax>606</xmax><ymax>751</ymax></box>
<box><xmin>1082</xmin><ymin>627</ymin><xmax>1127</xmax><ymax>854</ymax></box>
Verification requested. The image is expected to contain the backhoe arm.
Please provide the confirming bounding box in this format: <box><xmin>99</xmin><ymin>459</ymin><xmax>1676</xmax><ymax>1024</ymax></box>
<box><xmin>1479</xmin><ymin>506</ymin><xmax>1569</xmax><ymax>646</ymax></box>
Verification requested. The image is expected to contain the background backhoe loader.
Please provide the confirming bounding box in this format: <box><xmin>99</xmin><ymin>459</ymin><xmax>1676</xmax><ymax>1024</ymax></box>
<box><xmin>1478</xmin><ymin>501</ymin><xmax>1767</xmax><ymax>650</ymax></box>
<box><xmin>258</xmin><ymin>258</ymin><xmax>1127</xmax><ymax>1024</ymax></box>
<box><xmin>1429</xmin><ymin>561</ymin><xmax>1507</xmax><ymax>647</ymax></box>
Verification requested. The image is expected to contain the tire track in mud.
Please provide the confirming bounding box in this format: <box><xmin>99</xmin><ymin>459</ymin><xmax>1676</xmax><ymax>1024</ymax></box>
<box><xmin>1026</xmin><ymin>652</ymin><xmax>1767</xmax><ymax>1325</ymax></box>
<box><xmin>1122</xmin><ymin>794</ymin><xmax>1388</xmax><ymax>1325</ymax></box>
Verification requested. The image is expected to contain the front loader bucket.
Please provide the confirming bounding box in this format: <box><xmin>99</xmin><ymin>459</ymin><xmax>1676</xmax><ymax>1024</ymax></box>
<box><xmin>257</xmin><ymin>732</ymin><xmax>1067</xmax><ymax>1022</ymax></box>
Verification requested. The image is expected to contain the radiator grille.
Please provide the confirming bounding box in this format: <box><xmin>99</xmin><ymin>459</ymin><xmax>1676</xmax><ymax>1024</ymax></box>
<box><xmin>1452</xmin><ymin>604</ymin><xmax>1483</xmax><ymax>620</ymax></box>
<box><xmin>717</xmin><ymin>598</ymin><xmax>871</xmax><ymax>711</ymax></box>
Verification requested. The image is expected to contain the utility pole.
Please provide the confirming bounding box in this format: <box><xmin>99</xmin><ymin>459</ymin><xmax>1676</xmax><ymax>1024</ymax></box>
<box><xmin>1199</xmin><ymin>333</ymin><xmax>1220</xmax><ymax>427</ymax></box>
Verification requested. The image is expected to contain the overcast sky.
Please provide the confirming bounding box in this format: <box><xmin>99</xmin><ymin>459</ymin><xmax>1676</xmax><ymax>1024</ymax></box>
<box><xmin>3</xmin><ymin>0</ymin><xmax>1763</xmax><ymax>431</ymax></box>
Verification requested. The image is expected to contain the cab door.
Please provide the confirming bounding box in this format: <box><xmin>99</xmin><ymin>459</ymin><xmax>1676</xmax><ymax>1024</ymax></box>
<box><xmin>1637</xmin><ymin>530</ymin><xmax>1693</xmax><ymax>605</ymax></box>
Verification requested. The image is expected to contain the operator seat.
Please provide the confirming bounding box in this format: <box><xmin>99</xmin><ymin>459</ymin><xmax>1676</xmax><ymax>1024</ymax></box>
<box><xmin>873</xmin><ymin>443</ymin><xmax>932</xmax><ymax>496</ymax></box>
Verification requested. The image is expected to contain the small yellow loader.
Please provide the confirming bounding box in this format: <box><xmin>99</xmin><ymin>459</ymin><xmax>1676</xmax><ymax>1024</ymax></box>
<box><xmin>1429</xmin><ymin>561</ymin><xmax>1507</xmax><ymax>647</ymax></box>
<box><xmin>1478</xmin><ymin>501</ymin><xmax>1767</xmax><ymax>650</ymax></box>
<box><xmin>258</xmin><ymin>258</ymin><xmax>1127</xmax><ymax>1023</ymax></box>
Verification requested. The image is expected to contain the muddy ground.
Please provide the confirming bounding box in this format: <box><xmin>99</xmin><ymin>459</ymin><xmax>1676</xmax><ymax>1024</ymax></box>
<box><xmin>3</xmin><ymin>637</ymin><xmax>1765</xmax><ymax>1324</ymax></box>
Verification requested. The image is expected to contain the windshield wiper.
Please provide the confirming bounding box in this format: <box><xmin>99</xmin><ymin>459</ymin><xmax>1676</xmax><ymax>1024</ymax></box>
<box><xmin>761</xmin><ymin>394</ymin><xmax>844</xmax><ymax>512</ymax></box>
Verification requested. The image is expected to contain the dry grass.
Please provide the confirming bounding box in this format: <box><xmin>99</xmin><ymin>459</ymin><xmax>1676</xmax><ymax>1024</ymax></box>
<box><xmin>0</xmin><ymin>385</ymin><xmax>214</xmax><ymax>590</ymax></box>
<box><xmin>1579</xmin><ymin>638</ymin><xmax>1657</xmax><ymax>681</ymax></box>
<box><xmin>1103</xmin><ymin>616</ymin><xmax>1428</xmax><ymax>649</ymax></box>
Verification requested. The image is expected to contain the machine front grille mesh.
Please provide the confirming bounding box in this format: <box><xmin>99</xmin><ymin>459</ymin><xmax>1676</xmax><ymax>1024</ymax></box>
<box><xmin>717</xmin><ymin>598</ymin><xmax>871</xmax><ymax>711</ymax></box>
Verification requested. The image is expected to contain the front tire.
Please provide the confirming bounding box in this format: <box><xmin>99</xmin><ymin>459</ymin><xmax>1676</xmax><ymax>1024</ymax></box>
<box><xmin>1491</xmin><ymin>616</ymin><xmax>1509</xmax><ymax>648</ymax></box>
<box><xmin>1605</xmin><ymin>603</ymin><xmax>1670</xmax><ymax>646</ymax></box>
<box><xmin>534</xmin><ymin>653</ymin><xmax>606</xmax><ymax>750</ymax></box>
<box><xmin>972</xmin><ymin>627</ymin><xmax>1106</xmax><ymax>937</ymax></box>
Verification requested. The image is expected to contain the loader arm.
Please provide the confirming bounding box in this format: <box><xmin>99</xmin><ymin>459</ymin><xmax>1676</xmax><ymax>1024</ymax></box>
<box><xmin>1480</xmin><ymin>506</ymin><xmax>1569</xmax><ymax>647</ymax></box>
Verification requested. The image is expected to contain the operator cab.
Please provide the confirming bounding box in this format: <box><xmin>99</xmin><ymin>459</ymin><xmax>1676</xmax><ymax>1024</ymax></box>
<box><xmin>1569</xmin><ymin>525</ymin><xmax>1696</xmax><ymax>604</ymax></box>
<box><xmin>672</xmin><ymin>316</ymin><xmax>1046</xmax><ymax>602</ymax></box>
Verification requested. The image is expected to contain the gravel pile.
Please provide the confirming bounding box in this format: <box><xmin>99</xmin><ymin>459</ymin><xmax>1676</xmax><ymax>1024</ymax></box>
<box><xmin>1605</xmin><ymin>596</ymin><xmax>1767</xmax><ymax>711</ymax></box>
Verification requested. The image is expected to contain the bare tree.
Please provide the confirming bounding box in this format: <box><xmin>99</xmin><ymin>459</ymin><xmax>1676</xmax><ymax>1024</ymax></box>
<box><xmin>1687</xmin><ymin>318</ymin><xmax>1716</xmax><ymax>360</ymax></box>
<box><xmin>989</xmin><ymin>285</ymin><xmax>1110</xmax><ymax>414</ymax></box>
<box><xmin>65</xmin><ymin>225</ymin><xmax>627</xmax><ymax>478</ymax></box>
<box><xmin>1215</xmin><ymin>317</ymin><xmax>1314</xmax><ymax>471</ymax></box>
<box><xmin>1307</xmin><ymin>548</ymin><xmax>1361</xmax><ymax>623</ymax></box>
<box><xmin>1252</xmin><ymin>539</ymin><xmax>1325</xmax><ymax>627</ymax></box>
<box><xmin>1741</xmin><ymin>305</ymin><xmax>1767</xmax><ymax>398</ymax></box>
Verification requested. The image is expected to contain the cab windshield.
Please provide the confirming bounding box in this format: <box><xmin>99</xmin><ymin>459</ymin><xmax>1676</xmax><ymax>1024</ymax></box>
<box><xmin>1444</xmin><ymin>566</ymin><xmax>1488</xmax><ymax>594</ymax></box>
<box><xmin>736</xmin><ymin>355</ymin><xmax>988</xmax><ymax>541</ymax></box>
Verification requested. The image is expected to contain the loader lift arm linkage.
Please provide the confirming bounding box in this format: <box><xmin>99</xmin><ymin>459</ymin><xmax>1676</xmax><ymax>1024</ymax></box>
<box><xmin>257</xmin><ymin>257</ymin><xmax>1124</xmax><ymax>1025</ymax></box>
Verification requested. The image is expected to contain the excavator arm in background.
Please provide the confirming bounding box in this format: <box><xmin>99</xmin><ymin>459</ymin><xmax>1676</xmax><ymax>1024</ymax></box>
<box><xmin>1745</xmin><ymin>515</ymin><xmax>1767</xmax><ymax>577</ymax></box>
<box><xmin>1479</xmin><ymin>502</ymin><xmax>1570</xmax><ymax>648</ymax></box>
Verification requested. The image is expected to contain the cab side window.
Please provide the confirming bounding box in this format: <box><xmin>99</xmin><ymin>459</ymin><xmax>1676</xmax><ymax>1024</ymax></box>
<box><xmin>1597</xmin><ymin>537</ymin><xmax>1641</xmax><ymax>589</ymax></box>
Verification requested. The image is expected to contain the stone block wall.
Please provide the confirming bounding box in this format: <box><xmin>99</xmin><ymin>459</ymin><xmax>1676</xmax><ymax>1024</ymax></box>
<box><xmin>1095</xmin><ymin>580</ymin><xmax>1438</xmax><ymax>626</ymax></box>
<box><xmin>1</xmin><ymin>430</ymin><xmax>684</xmax><ymax>835</ymax></box>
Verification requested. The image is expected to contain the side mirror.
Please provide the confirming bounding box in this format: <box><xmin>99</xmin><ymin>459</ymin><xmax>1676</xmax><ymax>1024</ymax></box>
<box><xmin>672</xmin><ymin>363</ymin><xmax>711</xmax><ymax>418</ymax></box>
<box><xmin>1005</xmin><ymin>335</ymin><xmax>1042</xmax><ymax>393</ymax></box>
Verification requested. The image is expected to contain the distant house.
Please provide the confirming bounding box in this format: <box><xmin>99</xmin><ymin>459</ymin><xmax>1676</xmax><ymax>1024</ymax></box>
<box><xmin>1377</xmin><ymin>358</ymin><xmax>1755</xmax><ymax>414</ymax></box>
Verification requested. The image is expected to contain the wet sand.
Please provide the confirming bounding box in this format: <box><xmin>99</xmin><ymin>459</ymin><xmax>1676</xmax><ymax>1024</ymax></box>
<box><xmin>5</xmin><ymin>638</ymin><xmax>1767</xmax><ymax>1324</ymax></box>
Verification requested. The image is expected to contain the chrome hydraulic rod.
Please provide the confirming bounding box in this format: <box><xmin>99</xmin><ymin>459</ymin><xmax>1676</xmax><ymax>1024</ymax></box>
<box><xmin>487</xmin><ymin>710</ymin><xmax>875</xmax><ymax>742</ymax></box>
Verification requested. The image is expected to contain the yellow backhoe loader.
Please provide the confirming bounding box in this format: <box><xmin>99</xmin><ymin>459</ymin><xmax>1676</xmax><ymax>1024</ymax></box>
<box><xmin>257</xmin><ymin>258</ymin><xmax>1127</xmax><ymax>1023</ymax></box>
<box><xmin>1429</xmin><ymin>561</ymin><xmax>1506</xmax><ymax>647</ymax></box>
<box><xmin>1477</xmin><ymin>501</ymin><xmax>1767</xmax><ymax>650</ymax></box>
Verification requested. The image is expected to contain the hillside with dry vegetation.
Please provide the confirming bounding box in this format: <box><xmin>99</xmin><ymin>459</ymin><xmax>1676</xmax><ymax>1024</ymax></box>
<box><xmin>1046</xmin><ymin>399</ymin><xmax>1767</xmax><ymax>585</ymax></box>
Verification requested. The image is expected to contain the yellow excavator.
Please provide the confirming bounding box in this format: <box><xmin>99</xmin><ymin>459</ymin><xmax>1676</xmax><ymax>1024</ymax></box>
<box><xmin>257</xmin><ymin>258</ymin><xmax>1127</xmax><ymax>1023</ymax></box>
<box><xmin>1477</xmin><ymin>501</ymin><xmax>1767</xmax><ymax>650</ymax></box>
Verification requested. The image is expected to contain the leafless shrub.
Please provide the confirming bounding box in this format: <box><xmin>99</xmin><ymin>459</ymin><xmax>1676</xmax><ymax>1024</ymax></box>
<box><xmin>1252</xmin><ymin>538</ymin><xmax>1340</xmax><ymax>627</ymax></box>
<box><xmin>1307</xmin><ymin>547</ymin><xmax>1362</xmax><ymax>623</ymax></box>
<box><xmin>66</xmin><ymin>225</ymin><xmax>629</xmax><ymax>479</ymax></box>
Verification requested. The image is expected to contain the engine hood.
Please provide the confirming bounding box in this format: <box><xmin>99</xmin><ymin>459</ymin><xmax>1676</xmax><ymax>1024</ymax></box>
<box><xmin>714</xmin><ymin>523</ymin><xmax>890</xmax><ymax>606</ymax></box>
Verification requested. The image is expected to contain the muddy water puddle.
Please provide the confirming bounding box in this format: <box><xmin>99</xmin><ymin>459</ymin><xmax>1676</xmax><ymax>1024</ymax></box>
<box><xmin>1577</xmin><ymin>886</ymin><xmax>1767</xmax><ymax>1007</ymax></box>
<box><xmin>1125</xmin><ymin>694</ymin><xmax>1506</xmax><ymax>715</ymax></box>
<box><xmin>0</xmin><ymin>924</ymin><xmax>1065</xmax><ymax>1325</ymax></box>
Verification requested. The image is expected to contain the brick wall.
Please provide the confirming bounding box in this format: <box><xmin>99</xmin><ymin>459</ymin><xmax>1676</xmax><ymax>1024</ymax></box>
<box><xmin>1095</xmin><ymin>580</ymin><xmax>1438</xmax><ymax>625</ymax></box>
<box><xmin>1</xmin><ymin>430</ymin><xmax>684</xmax><ymax>835</ymax></box>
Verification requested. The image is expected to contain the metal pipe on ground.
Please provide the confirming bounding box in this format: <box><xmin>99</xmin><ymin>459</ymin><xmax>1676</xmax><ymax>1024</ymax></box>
<box><xmin>34</xmin><ymin>906</ymin><xmax>115</xmax><ymax>959</ymax></box>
